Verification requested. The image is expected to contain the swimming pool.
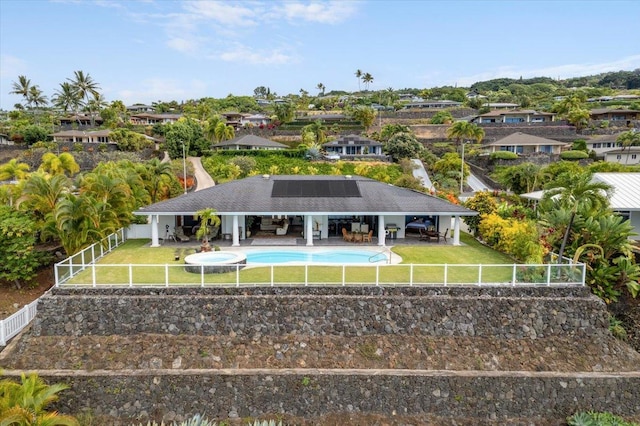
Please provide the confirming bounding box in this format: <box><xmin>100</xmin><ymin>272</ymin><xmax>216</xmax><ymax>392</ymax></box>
<box><xmin>244</xmin><ymin>249</ymin><xmax>388</xmax><ymax>264</ymax></box>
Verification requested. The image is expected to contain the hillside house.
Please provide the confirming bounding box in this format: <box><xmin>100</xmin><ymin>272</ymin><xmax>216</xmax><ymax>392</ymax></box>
<box><xmin>484</xmin><ymin>132</ymin><xmax>569</xmax><ymax>155</ymax></box>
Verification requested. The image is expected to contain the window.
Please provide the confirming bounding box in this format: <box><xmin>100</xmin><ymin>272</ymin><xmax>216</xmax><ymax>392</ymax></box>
<box><xmin>632</xmin><ymin>154</ymin><xmax>637</xmax><ymax>160</ymax></box>
<box><xmin>616</xmin><ymin>155</ymin><xmax>622</xmax><ymax>159</ymax></box>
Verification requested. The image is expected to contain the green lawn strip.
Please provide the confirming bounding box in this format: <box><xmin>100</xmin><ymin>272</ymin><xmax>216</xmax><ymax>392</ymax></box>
<box><xmin>62</xmin><ymin>235</ymin><xmax>518</xmax><ymax>286</ymax></box>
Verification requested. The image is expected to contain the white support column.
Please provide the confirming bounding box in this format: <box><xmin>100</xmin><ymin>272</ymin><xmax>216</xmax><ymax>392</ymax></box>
<box><xmin>377</xmin><ymin>215</ymin><xmax>386</xmax><ymax>246</ymax></box>
<box><xmin>305</xmin><ymin>214</ymin><xmax>313</xmax><ymax>246</ymax></box>
<box><xmin>150</xmin><ymin>215</ymin><xmax>160</xmax><ymax>247</ymax></box>
<box><xmin>232</xmin><ymin>215</ymin><xmax>239</xmax><ymax>247</ymax></box>
<box><xmin>453</xmin><ymin>215</ymin><xmax>461</xmax><ymax>246</ymax></box>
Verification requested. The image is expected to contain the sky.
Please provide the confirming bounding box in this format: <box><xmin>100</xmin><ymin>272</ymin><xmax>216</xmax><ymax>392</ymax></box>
<box><xmin>1</xmin><ymin>0</ymin><xmax>640</xmax><ymax>111</ymax></box>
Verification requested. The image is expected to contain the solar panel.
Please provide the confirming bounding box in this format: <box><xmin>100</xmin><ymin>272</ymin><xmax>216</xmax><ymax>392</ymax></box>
<box><xmin>272</xmin><ymin>180</ymin><xmax>361</xmax><ymax>197</ymax></box>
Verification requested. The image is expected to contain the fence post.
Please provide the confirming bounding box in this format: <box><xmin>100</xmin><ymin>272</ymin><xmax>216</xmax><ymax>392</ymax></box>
<box><xmin>305</xmin><ymin>265</ymin><xmax>308</xmax><ymax>287</ymax></box>
<box><xmin>0</xmin><ymin>319</ymin><xmax>5</xmax><ymax>346</ymax></box>
<box><xmin>478</xmin><ymin>264</ymin><xmax>483</xmax><ymax>286</ymax></box>
<box><xmin>236</xmin><ymin>264</ymin><xmax>240</xmax><ymax>287</ymax></box>
<box><xmin>92</xmin><ymin>264</ymin><xmax>96</xmax><ymax>288</ymax></box>
<box><xmin>342</xmin><ymin>265</ymin><xmax>345</xmax><ymax>286</ymax></box>
<box><xmin>270</xmin><ymin>265</ymin><xmax>274</xmax><ymax>287</ymax></box>
<box><xmin>54</xmin><ymin>263</ymin><xmax>60</xmax><ymax>288</ymax></box>
<box><xmin>546</xmin><ymin>263</ymin><xmax>552</xmax><ymax>286</ymax></box>
<box><xmin>376</xmin><ymin>264</ymin><xmax>380</xmax><ymax>286</ymax></box>
<box><xmin>201</xmin><ymin>265</ymin><xmax>204</xmax><ymax>288</ymax></box>
<box><xmin>409</xmin><ymin>264</ymin><xmax>413</xmax><ymax>286</ymax></box>
<box><xmin>165</xmin><ymin>264</ymin><xmax>169</xmax><ymax>287</ymax></box>
<box><xmin>512</xmin><ymin>264</ymin><xmax>517</xmax><ymax>286</ymax></box>
<box><xmin>129</xmin><ymin>264</ymin><xmax>133</xmax><ymax>287</ymax></box>
<box><xmin>444</xmin><ymin>264</ymin><xmax>448</xmax><ymax>286</ymax></box>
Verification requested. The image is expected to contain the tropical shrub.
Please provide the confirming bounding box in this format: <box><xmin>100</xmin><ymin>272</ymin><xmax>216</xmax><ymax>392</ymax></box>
<box><xmin>489</xmin><ymin>151</ymin><xmax>518</xmax><ymax>160</ymax></box>
<box><xmin>463</xmin><ymin>191</ymin><xmax>497</xmax><ymax>236</ymax></box>
<box><xmin>478</xmin><ymin>213</ymin><xmax>544</xmax><ymax>262</ymax></box>
<box><xmin>560</xmin><ymin>150</ymin><xmax>589</xmax><ymax>160</ymax></box>
<box><xmin>0</xmin><ymin>372</ymin><xmax>79</xmax><ymax>425</ymax></box>
<box><xmin>567</xmin><ymin>411</ymin><xmax>637</xmax><ymax>426</ymax></box>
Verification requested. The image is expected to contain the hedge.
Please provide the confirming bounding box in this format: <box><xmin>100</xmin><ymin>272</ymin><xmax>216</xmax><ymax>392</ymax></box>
<box><xmin>560</xmin><ymin>150</ymin><xmax>589</xmax><ymax>160</ymax></box>
<box><xmin>489</xmin><ymin>151</ymin><xmax>519</xmax><ymax>160</ymax></box>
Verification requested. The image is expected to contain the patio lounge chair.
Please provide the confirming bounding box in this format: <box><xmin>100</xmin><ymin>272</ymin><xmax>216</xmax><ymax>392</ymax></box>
<box><xmin>275</xmin><ymin>222</ymin><xmax>289</xmax><ymax>235</ymax></box>
<box><xmin>439</xmin><ymin>228</ymin><xmax>449</xmax><ymax>243</ymax></box>
<box><xmin>174</xmin><ymin>226</ymin><xmax>190</xmax><ymax>242</ymax></box>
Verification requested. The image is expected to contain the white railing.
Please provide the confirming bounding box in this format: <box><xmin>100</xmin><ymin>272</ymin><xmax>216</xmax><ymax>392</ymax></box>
<box><xmin>55</xmin><ymin>262</ymin><xmax>586</xmax><ymax>288</ymax></box>
<box><xmin>0</xmin><ymin>300</ymin><xmax>38</xmax><ymax>346</ymax></box>
<box><xmin>55</xmin><ymin>229</ymin><xmax>127</xmax><ymax>286</ymax></box>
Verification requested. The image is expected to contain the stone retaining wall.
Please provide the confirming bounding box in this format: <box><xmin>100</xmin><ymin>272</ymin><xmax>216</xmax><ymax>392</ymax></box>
<box><xmin>34</xmin><ymin>287</ymin><xmax>608</xmax><ymax>339</ymax></box>
<box><xmin>31</xmin><ymin>370</ymin><xmax>639</xmax><ymax>423</ymax></box>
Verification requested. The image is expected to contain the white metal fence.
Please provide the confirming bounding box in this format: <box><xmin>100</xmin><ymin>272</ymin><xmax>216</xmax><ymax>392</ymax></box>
<box><xmin>55</xmin><ymin>262</ymin><xmax>586</xmax><ymax>288</ymax></box>
<box><xmin>0</xmin><ymin>300</ymin><xmax>38</xmax><ymax>346</ymax></box>
<box><xmin>0</xmin><ymin>229</ymin><xmax>127</xmax><ymax>347</ymax></box>
<box><xmin>54</xmin><ymin>228</ymin><xmax>127</xmax><ymax>286</ymax></box>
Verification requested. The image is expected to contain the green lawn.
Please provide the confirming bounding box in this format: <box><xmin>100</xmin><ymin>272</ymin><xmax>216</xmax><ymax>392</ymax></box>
<box><xmin>58</xmin><ymin>234</ymin><xmax>526</xmax><ymax>287</ymax></box>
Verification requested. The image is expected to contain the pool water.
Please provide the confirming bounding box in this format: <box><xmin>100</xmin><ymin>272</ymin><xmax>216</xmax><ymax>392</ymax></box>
<box><xmin>245</xmin><ymin>249</ymin><xmax>387</xmax><ymax>264</ymax></box>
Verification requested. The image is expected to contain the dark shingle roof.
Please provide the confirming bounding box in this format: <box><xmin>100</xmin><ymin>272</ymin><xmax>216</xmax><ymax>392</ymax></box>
<box><xmin>486</xmin><ymin>132</ymin><xmax>568</xmax><ymax>147</ymax></box>
<box><xmin>214</xmin><ymin>135</ymin><xmax>288</xmax><ymax>149</ymax></box>
<box><xmin>136</xmin><ymin>175</ymin><xmax>476</xmax><ymax>216</ymax></box>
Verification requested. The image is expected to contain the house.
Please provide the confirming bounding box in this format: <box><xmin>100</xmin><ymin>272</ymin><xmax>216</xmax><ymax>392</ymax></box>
<box><xmin>484</xmin><ymin>132</ymin><xmax>569</xmax><ymax>155</ymax></box>
<box><xmin>51</xmin><ymin>129</ymin><xmax>113</xmax><ymax>144</ymax></box>
<box><xmin>212</xmin><ymin>135</ymin><xmax>288</xmax><ymax>151</ymax></box>
<box><xmin>589</xmin><ymin>108</ymin><xmax>640</xmax><ymax>122</ymax></box>
<box><xmin>239</xmin><ymin>114</ymin><xmax>271</xmax><ymax>128</ymax></box>
<box><xmin>402</xmin><ymin>100</ymin><xmax>462</xmax><ymax>109</ymax></box>
<box><xmin>134</xmin><ymin>175</ymin><xmax>476</xmax><ymax>247</ymax></box>
<box><xmin>521</xmin><ymin>173</ymin><xmax>640</xmax><ymax>241</ymax></box>
<box><xmin>475</xmin><ymin>109</ymin><xmax>556</xmax><ymax>124</ymax></box>
<box><xmin>0</xmin><ymin>133</ymin><xmax>11</xmax><ymax>145</ymax></box>
<box><xmin>126</xmin><ymin>104</ymin><xmax>155</xmax><ymax>113</ymax></box>
<box><xmin>130</xmin><ymin>113</ymin><xmax>182</xmax><ymax>126</ymax></box>
<box><xmin>483</xmin><ymin>103</ymin><xmax>519</xmax><ymax>110</ymax></box>
<box><xmin>592</xmin><ymin>173</ymin><xmax>640</xmax><ymax>240</ymax></box>
<box><xmin>604</xmin><ymin>147</ymin><xmax>640</xmax><ymax>165</ymax></box>
<box><xmin>586</xmin><ymin>133</ymin><xmax>624</xmax><ymax>157</ymax></box>
<box><xmin>322</xmin><ymin>134</ymin><xmax>384</xmax><ymax>157</ymax></box>
<box><xmin>50</xmin><ymin>129</ymin><xmax>157</xmax><ymax>145</ymax></box>
<box><xmin>58</xmin><ymin>114</ymin><xmax>103</xmax><ymax>127</ymax></box>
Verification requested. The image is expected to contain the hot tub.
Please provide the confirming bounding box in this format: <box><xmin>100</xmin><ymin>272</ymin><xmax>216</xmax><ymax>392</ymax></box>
<box><xmin>183</xmin><ymin>251</ymin><xmax>247</xmax><ymax>274</ymax></box>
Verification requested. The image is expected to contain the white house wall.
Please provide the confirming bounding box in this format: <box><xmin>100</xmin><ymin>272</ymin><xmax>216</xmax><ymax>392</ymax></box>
<box><xmin>629</xmin><ymin>212</ymin><xmax>640</xmax><ymax>241</ymax></box>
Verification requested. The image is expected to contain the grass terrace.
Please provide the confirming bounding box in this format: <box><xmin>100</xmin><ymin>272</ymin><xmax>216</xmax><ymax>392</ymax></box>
<box><xmin>55</xmin><ymin>233</ymin><xmax>585</xmax><ymax>287</ymax></box>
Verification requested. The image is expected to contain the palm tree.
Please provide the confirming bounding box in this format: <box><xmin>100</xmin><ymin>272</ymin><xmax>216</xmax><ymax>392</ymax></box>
<box><xmin>446</xmin><ymin>121</ymin><xmax>485</xmax><ymax>146</ymax></box>
<box><xmin>52</xmin><ymin>82</ymin><xmax>82</xmax><ymax>117</ymax></box>
<box><xmin>142</xmin><ymin>158</ymin><xmax>174</xmax><ymax>203</ymax></box>
<box><xmin>38</xmin><ymin>152</ymin><xmax>80</xmax><ymax>177</ymax></box>
<box><xmin>316</xmin><ymin>82</ymin><xmax>325</xmax><ymax>96</ymax></box>
<box><xmin>616</xmin><ymin>130</ymin><xmax>640</xmax><ymax>164</ymax></box>
<box><xmin>543</xmin><ymin>171</ymin><xmax>612</xmax><ymax>262</ymax></box>
<box><xmin>0</xmin><ymin>159</ymin><xmax>30</xmax><ymax>182</ymax></box>
<box><xmin>355</xmin><ymin>69</ymin><xmax>363</xmax><ymax>91</ymax></box>
<box><xmin>195</xmin><ymin>208</ymin><xmax>221</xmax><ymax>252</ymax></box>
<box><xmin>302</xmin><ymin>120</ymin><xmax>328</xmax><ymax>145</ymax></box>
<box><xmin>204</xmin><ymin>115</ymin><xmax>223</xmax><ymax>142</ymax></box>
<box><xmin>214</xmin><ymin>122</ymin><xmax>235</xmax><ymax>143</ymax></box>
<box><xmin>17</xmin><ymin>172</ymin><xmax>72</xmax><ymax>224</ymax></box>
<box><xmin>79</xmin><ymin>171</ymin><xmax>135</xmax><ymax>229</ymax></box>
<box><xmin>68</xmin><ymin>70</ymin><xmax>101</xmax><ymax>126</ymax></box>
<box><xmin>362</xmin><ymin>73</ymin><xmax>374</xmax><ymax>91</ymax></box>
<box><xmin>0</xmin><ymin>372</ymin><xmax>79</xmax><ymax>426</ymax></box>
<box><xmin>10</xmin><ymin>75</ymin><xmax>32</xmax><ymax>107</ymax></box>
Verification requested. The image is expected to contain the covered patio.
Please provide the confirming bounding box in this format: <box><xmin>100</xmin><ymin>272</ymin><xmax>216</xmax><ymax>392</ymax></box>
<box><xmin>133</xmin><ymin>175</ymin><xmax>476</xmax><ymax>247</ymax></box>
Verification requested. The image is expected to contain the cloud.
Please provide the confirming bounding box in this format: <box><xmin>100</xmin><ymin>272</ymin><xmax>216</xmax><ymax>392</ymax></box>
<box><xmin>116</xmin><ymin>78</ymin><xmax>208</xmax><ymax>105</ymax></box>
<box><xmin>278</xmin><ymin>1</ymin><xmax>359</xmax><ymax>24</ymax></box>
<box><xmin>182</xmin><ymin>1</ymin><xmax>259</xmax><ymax>27</ymax></box>
<box><xmin>452</xmin><ymin>55</ymin><xmax>640</xmax><ymax>87</ymax></box>
<box><xmin>0</xmin><ymin>54</ymin><xmax>27</xmax><ymax>79</ymax></box>
<box><xmin>219</xmin><ymin>44</ymin><xmax>295</xmax><ymax>65</ymax></box>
